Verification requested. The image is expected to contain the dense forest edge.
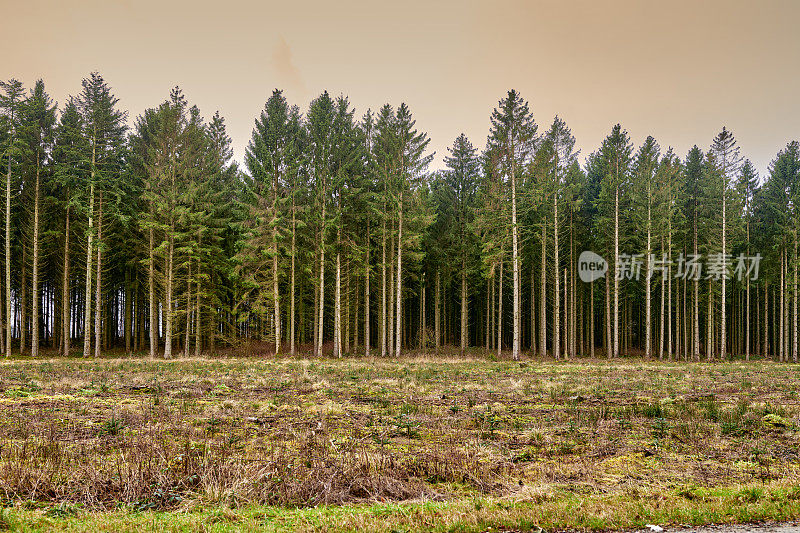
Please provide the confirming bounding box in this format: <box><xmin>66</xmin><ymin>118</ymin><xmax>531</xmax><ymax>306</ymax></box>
<box><xmin>1</xmin><ymin>73</ymin><xmax>799</xmax><ymax>362</ymax></box>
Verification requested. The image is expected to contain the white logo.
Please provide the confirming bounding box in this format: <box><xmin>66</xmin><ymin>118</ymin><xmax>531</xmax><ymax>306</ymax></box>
<box><xmin>578</xmin><ymin>251</ymin><xmax>607</xmax><ymax>282</ymax></box>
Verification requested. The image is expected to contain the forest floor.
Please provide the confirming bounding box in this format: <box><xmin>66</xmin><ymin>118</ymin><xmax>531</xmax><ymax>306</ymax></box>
<box><xmin>0</xmin><ymin>351</ymin><xmax>799</xmax><ymax>532</ymax></box>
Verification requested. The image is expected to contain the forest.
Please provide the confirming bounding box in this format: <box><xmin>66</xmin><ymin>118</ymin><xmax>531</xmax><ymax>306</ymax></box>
<box><xmin>1</xmin><ymin>72</ymin><xmax>799</xmax><ymax>363</ymax></box>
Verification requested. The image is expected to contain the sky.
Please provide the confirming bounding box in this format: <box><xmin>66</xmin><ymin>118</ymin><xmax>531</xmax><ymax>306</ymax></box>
<box><xmin>3</xmin><ymin>0</ymin><xmax>799</xmax><ymax>177</ymax></box>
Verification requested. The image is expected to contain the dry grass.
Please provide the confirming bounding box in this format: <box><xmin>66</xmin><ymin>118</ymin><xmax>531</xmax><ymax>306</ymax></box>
<box><xmin>0</xmin><ymin>352</ymin><xmax>798</xmax><ymax>530</ymax></box>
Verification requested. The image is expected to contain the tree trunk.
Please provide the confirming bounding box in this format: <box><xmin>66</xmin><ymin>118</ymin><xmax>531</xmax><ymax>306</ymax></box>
<box><xmin>667</xmin><ymin>235</ymin><xmax>673</xmax><ymax>360</ymax></box>
<box><xmin>290</xmin><ymin>199</ymin><xmax>296</xmax><ymax>357</ymax></box>
<box><xmin>164</xmin><ymin>233</ymin><xmax>174</xmax><ymax>360</ymax></box>
<box><xmin>780</xmin><ymin>250</ymin><xmax>785</xmax><ymax>362</ymax></box>
<box><xmin>497</xmin><ymin>258</ymin><xmax>503</xmax><ymax>358</ymax></box>
<box><xmin>31</xmin><ymin>163</ymin><xmax>41</xmax><ymax>357</ymax></box>
<box><xmin>485</xmin><ymin>274</ymin><xmax>490</xmax><ymax>353</ymax></box>
<box><xmin>554</xmin><ymin>193</ymin><xmax>560</xmax><ymax>360</ymax></box>
<box><xmin>530</xmin><ymin>261</ymin><xmax>536</xmax><ymax>355</ymax></box>
<box><xmin>590</xmin><ymin>277</ymin><xmax>594</xmax><ymax>358</ymax></box>
<box><xmin>365</xmin><ymin>225</ymin><xmax>370</xmax><ymax>357</ymax></box>
<box><xmin>93</xmin><ymin>193</ymin><xmax>104</xmax><ymax>358</ymax></box>
<box><xmin>334</xmin><ymin>244</ymin><xmax>342</xmax><ymax>358</ymax></box>
<box><xmin>435</xmin><ymin>270</ymin><xmax>441</xmax><ymax>354</ymax></box>
<box><xmin>4</xmin><ymin>118</ymin><xmax>11</xmax><ymax>356</ymax></box>
<box><xmin>563</xmin><ymin>268</ymin><xmax>568</xmax><ymax>359</ymax></box>
<box><xmin>540</xmin><ymin>221</ymin><xmax>547</xmax><ymax>357</ymax></box>
<box><xmin>381</xmin><ymin>217</ymin><xmax>387</xmax><ymax>358</ymax></box>
<box><xmin>461</xmin><ymin>258</ymin><xmax>467</xmax><ymax>356</ymax></box>
<box><xmin>345</xmin><ymin>258</ymin><xmax>351</xmax><ymax>354</ymax></box>
<box><xmin>83</xmin><ymin>178</ymin><xmax>95</xmax><ymax>358</ymax></box>
<box><xmin>148</xmin><ymin>222</ymin><xmax>156</xmax><ymax>358</ymax></box>
<box><xmin>125</xmin><ymin>268</ymin><xmax>132</xmax><ymax>354</ymax></box>
<box><xmin>511</xmin><ymin>157</ymin><xmax>520</xmax><ymax>361</ymax></box>
<box><xmin>316</xmin><ymin>197</ymin><xmax>326</xmax><ymax>358</ymax></box>
<box><xmin>721</xmin><ymin>179</ymin><xmax>727</xmax><ymax>359</ymax></box>
<box><xmin>62</xmin><ymin>204</ymin><xmax>71</xmax><ymax>356</ymax></box>
<box><xmin>184</xmin><ymin>265</ymin><xmax>191</xmax><ymax>358</ymax></box>
<box><xmin>395</xmin><ymin>193</ymin><xmax>403</xmax><ymax>358</ymax></box>
<box><xmin>645</xmin><ymin>193</ymin><xmax>651</xmax><ymax>360</ymax></box>
<box><xmin>794</xmin><ymin>235</ymin><xmax>798</xmax><ymax>362</ymax></box>
<box><xmin>613</xmin><ymin>186</ymin><xmax>620</xmax><ymax>358</ymax></box>
<box><xmin>195</xmin><ymin>268</ymin><xmax>201</xmax><ymax>357</ymax></box>
<box><xmin>605</xmin><ymin>269</ymin><xmax>611</xmax><ymax>358</ymax></box>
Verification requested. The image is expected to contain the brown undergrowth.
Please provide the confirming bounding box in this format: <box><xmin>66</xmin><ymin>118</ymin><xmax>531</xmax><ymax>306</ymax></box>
<box><xmin>0</xmin><ymin>353</ymin><xmax>797</xmax><ymax>514</ymax></box>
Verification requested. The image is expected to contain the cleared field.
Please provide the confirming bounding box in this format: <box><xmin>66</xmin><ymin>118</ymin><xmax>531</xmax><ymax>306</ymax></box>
<box><xmin>0</xmin><ymin>354</ymin><xmax>799</xmax><ymax>532</ymax></box>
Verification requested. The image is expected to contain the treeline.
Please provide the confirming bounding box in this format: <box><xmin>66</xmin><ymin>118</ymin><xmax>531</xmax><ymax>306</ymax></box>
<box><xmin>1</xmin><ymin>74</ymin><xmax>799</xmax><ymax>361</ymax></box>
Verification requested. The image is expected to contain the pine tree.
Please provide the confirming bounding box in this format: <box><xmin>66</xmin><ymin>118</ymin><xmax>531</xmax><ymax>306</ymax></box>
<box><xmin>443</xmin><ymin>134</ymin><xmax>480</xmax><ymax>356</ymax></box>
<box><xmin>0</xmin><ymin>79</ymin><xmax>25</xmax><ymax>356</ymax></box>
<box><xmin>18</xmin><ymin>80</ymin><xmax>56</xmax><ymax>358</ymax></box>
<box><xmin>487</xmin><ymin>90</ymin><xmax>537</xmax><ymax>360</ymax></box>
<box><xmin>76</xmin><ymin>72</ymin><xmax>126</xmax><ymax>358</ymax></box>
<box><xmin>596</xmin><ymin>125</ymin><xmax>632</xmax><ymax>358</ymax></box>
<box><xmin>52</xmin><ymin>99</ymin><xmax>87</xmax><ymax>356</ymax></box>
<box><xmin>243</xmin><ymin>89</ymin><xmax>300</xmax><ymax>355</ymax></box>
<box><xmin>631</xmin><ymin>136</ymin><xmax>660</xmax><ymax>359</ymax></box>
<box><xmin>709</xmin><ymin>127</ymin><xmax>742</xmax><ymax>359</ymax></box>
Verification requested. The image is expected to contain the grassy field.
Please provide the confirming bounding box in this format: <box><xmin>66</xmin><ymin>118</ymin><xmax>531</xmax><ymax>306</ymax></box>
<box><xmin>0</xmin><ymin>352</ymin><xmax>799</xmax><ymax>532</ymax></box>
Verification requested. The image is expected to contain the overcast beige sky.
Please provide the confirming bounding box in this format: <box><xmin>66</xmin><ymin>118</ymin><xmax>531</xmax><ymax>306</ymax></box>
<box><xmin>3</xmin><ymin>0</ymin><xmax>799</xmax><ymax>175</ymax></box>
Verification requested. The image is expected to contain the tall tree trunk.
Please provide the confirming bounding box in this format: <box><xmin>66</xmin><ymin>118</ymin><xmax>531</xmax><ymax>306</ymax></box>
<box><xmin>389</xmin><ymin>232</ymin><xmax>395</xmax><ymax>356</ymax></box>
<box><xmin>381</xmin><ymin>217</ymin><xmax>387</xmax><ymax>358</ymax></box>
<box><xmin>316</xmin><ymin>197</ymin><xmax>326</xmax><ymax>358</ymax></box>
<box><xmin>290</xmin><ymin>199</ymin><xmax>296</xmax><ymax>357</ymax></box>
<box><xmin>485</xmin><ymin>274</ymin><xmax>490</xmax><ymax>353</ymax></box>
<box><xmin>272</xmin><ymin>232</ymin><xmax>281</xmax><ymax>356</ymax></box>
<box><xmin>31</xmin><ymin>163</ymin><xmax>41</xmax><ymax>357</ymax></box>
<box><xmin>345</xmin><ymin>258</ymin><xmax>350</xmax><ymax>354</ymax></box>
<box><xmin>563</xmin><ymin>268</ymin><xmax>568</xmax><ymax>359</ymax></box>
<box><xmin>395</xmin><ymin>193</ymin><xmax>403</xmax><ymax>358</ymax></box>
<box><xmin>540</xmin><ymin>221</ymin><xmax>547</xmax><ymax>357</ymax></box>
<box><xmin>645</xmin><ymin>192</ymin><xmax>651</xmax><ymax>360</ymax></box>
<box><xmin>780</xmin><ymin>250</ymin><xmax>785</xmax><ymax>362</ymax></box>
<box><xmin>62</xmin><ymin>204</ymin><xmax>71</xmax><ymax>356</ymax></box>
<box><xmin>497</xmin><ymin>258</ymin><xmax>503</xmax><ymax>358</ymax></box>
<box><xmin>764</xmin><ymin>283</ymin><xmax>769</xmax><ymax>359</ymax></box>
<box><xmin>511</xmin><ymin>158</ymin><xmax>520</xmax><ymax>361</ymax></box>
<box><xmin>83</xmin><ymin>178</ymin><xmax>95</xmax><ymax>358</ymax></box>
<box><xmin>721</xmin><ymin>179</ymin><xmax>727</xmax><ymax>359</ymax></box>
<box><xmin>4</xmin><ymin>117</ymin><xmax>11</xmax><ymax>357</ymax></box>
<box><xmin>668</xmin><ymin>235</ymin><xmax>673</xmax><ymax>360</ymax></box>
<box><xmin>530</xmin><ymin>261</ymin><xmax>536</xmax><ymax>355</ymax></box>
<box><xmin>605</xmin><ymin>269</ymin><xmax>611</xmax><ymax>358</ymax></box>
<box><xmin>148</xmin><ymin>223</ymin><xmax>156</xmax><ymax>358</ymax></box>
<box><xmin>93</xmin><ymin>193</ymin><xmax>104</xmax><ymax>358</ymax></box>
<box><xmin>334</xmin><ymin>241</ymin><xmax>342</xmax><ymax>358</ymax></box>
<box><xmin>554</xmin><ymin>194</ymin><xmax>560</xmax><ymax>360</ymax></box>
<box><xmin>693</xmin><ymin>215</ymin><xmax>700</xmax><ymax>361</ymax></box>
<box><xmin>460</xmin><ymin>257</ymin><xmax>467</xmax><ymax>356</ymax></box>
<box><xmin>20</xmin><ymin>248</ymin><xmax>26</xmax><ymax>353</ymax></box>
<box><xmin>365</xmin><ymin>224</ymin><xmax>370</xmax><ymax>357</ymax></box>
<box><xmin>659</xmin><ymin>241</ymin><xmax>665</xmax><ymax>360</ymax></box>
<box><xmin>707</xmin><ymin>284</ymin><xmax>713</xmax><ymax>360</ymax></box>
<box><xmin>613</xmin><ymin>186</ymin><xmax>620</xmax><ymax>358</ymax></box>
<box><xmin>184</xmin><ymin>264</ymin><xmax>191</xmax><ymax>358</ymax></box>
<box><xmin>164</xmin><ymin>232</ymin><xmax>174</xmax><ymax>360</ymax></box>
<box><xmin>125</xmin><ymin>268</ymin><xmax>132</xmax><ymax>354</ymax></box>
<box><xmin>589</xmin><ymin>277</ymin><xmax>594</xmax><ymax>358</ymax></box>
<box><xmin>195</xmin><ymin>267</ymin><xmax>201</xmax><ymax>357</ymax></box>
<box><xmin>435</xmin><ymin>270</ymin><xmax>441</xmax><ymax>354</ymax></box>
<box><xmin>794</xmin><ymin>235</ymin><xmax>798</xmax><ymax>362</ymax></box>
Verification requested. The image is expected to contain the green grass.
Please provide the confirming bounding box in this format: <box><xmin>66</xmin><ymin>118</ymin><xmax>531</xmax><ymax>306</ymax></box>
<box><xmin>4</xmin><ymin>482</ymin><xmax>800</xmax><ymax>532</ymax></box>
